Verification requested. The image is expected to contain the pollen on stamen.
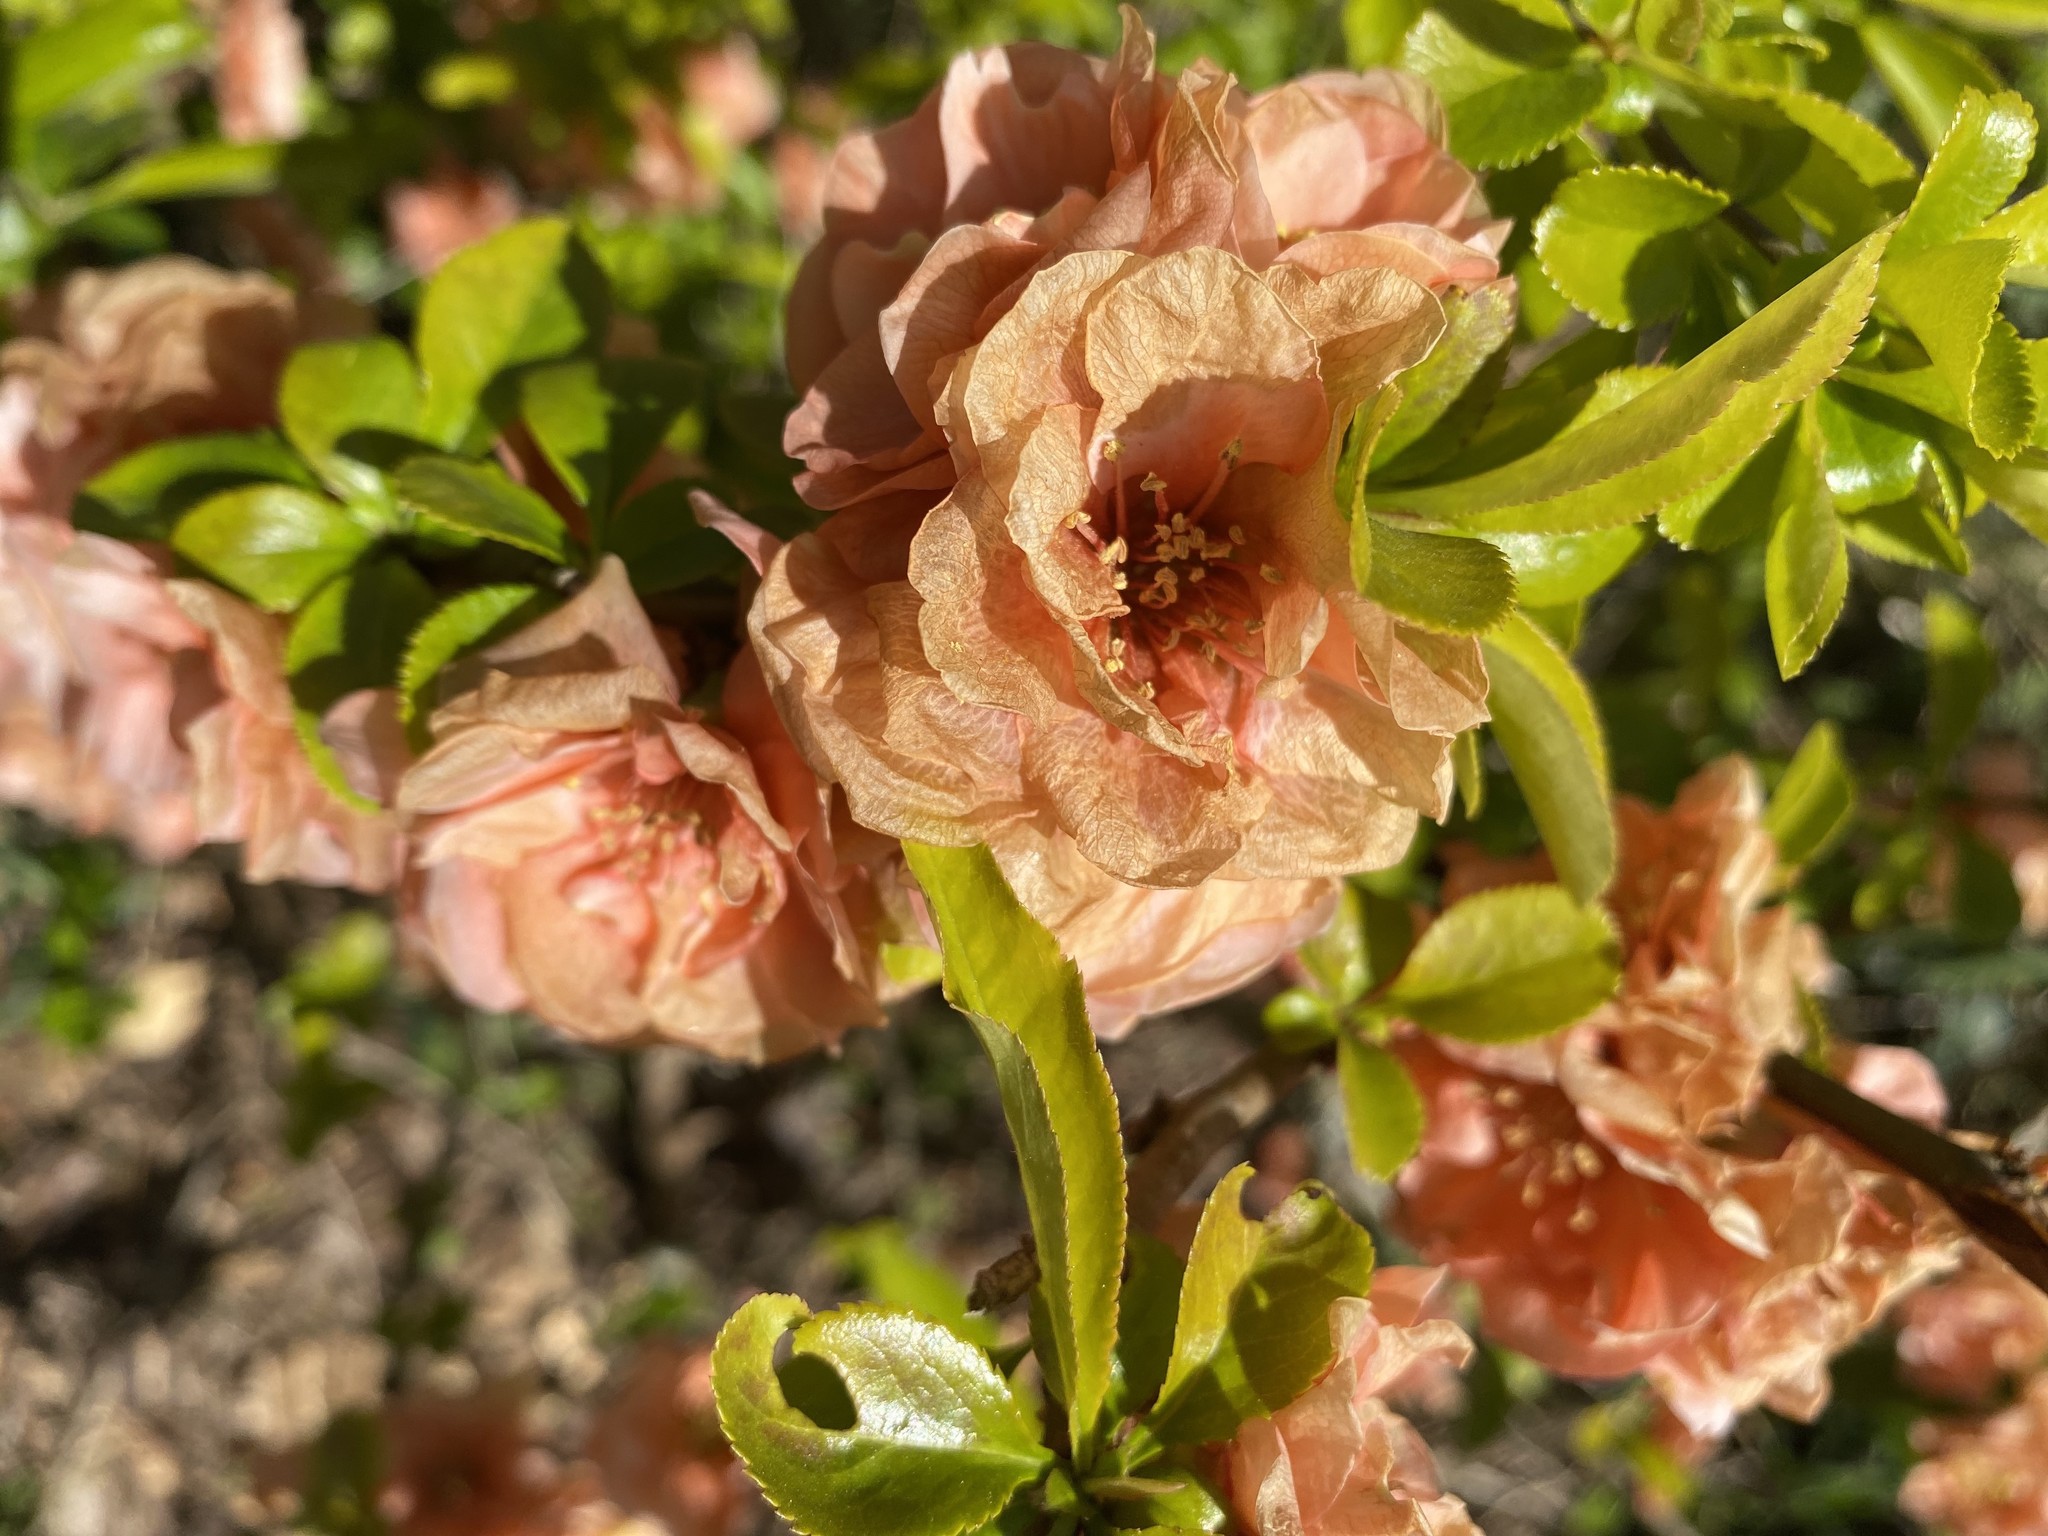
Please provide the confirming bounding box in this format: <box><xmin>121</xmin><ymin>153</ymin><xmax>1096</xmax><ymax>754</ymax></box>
<box><xmin>1228</xmin><ymin>525</ymin><xmax>1246</xmax><ymax>545</ymax></box>
<box><xmin>1260</xmin><ymin>564</ymin><xmax>1285</xmax><ymax>585</ymax></box>
<box><xmin>1568</xmin><ymin>1204</ymin><xmax>1597</xmax><ymax>1233</ymax></box>
<box><xmin>1101</xmin><ymin>437</ymin><xmax>1124</xmax><ymax>462</ymax></box>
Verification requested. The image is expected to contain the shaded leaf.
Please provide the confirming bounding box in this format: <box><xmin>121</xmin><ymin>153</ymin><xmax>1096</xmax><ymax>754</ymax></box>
<box><xmin>1478</xmin><ymin>613</ymin><xmax>1615</xmax><ymax>901</ymax></box>
<box><xmin>393</xmin><ymin>455</ymin><xmax>574</xmax><ymax>563</ymax></box>
<box><xmin>1534</xmin><ymin>165</ymin><xmax>1726</xmax><ymax>330</ymax></box>
<box><xmin>1859</xmin><ymin>15</ymin><xmax>2004</xmax><ymax>154</ymax></box>
<box><xmin>1764</xmin><ymin>410</ymin><xmax>1848</xmax><ymax>680</ymax></box>
<box><xmin>1925</xmin><ymin>590</ymin><xmax>1995</xmax><ymax>776</ymax></box>
<box><xmin>1336</xmin><ymin>1037</ymin><xmax>1425</xmax><ymax>1179</ymax></box>
<box><xmin>281</xmin><ymin>338</ymin><xmax>425</xmax><ymax>505</ymax></box>
<box><xmin>521</xmin><ymin>355</ymin><xmax>698</xmax><ymax>522</ymax></box>
<box><xmin>77</xmin><ymin>431</ymin><xmax>313</xmax><ymax>539</ymax></box>
<box><xmin>1764</xmin><ymin>721</ymin><xmax>1857</xmax><ymax>869</ymax></box>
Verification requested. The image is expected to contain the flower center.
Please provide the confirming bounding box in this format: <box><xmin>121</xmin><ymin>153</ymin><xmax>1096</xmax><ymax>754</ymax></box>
<box><xmin>1488</xmin><ymin>1081</ymin><xmax>1605</xmax><ymax>1234</ymax></box>
<box><xmin>1069</xmin><ymin>435</ymin><xmax>1278</xmax><ymax>699</ymax></box>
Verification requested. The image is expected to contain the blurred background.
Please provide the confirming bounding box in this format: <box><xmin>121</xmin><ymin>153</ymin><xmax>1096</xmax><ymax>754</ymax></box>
<box><xmin>5</xmin><ymin>0</ymin><xmax>2048</xmax><ymax>1532</ymax></box>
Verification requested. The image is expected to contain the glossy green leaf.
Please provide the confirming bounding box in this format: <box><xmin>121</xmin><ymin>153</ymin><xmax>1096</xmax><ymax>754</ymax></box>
<box><xmin>1534</xmin><ymin>166</ymin><xmax>1726</xmax><ymax>330</ymax></box>
<box><xmin>398</xmin><ymin>584</ymin><xmax>549</xmax><ymax>731</ymax></box>
<box><xmin>520</xmin><ymin>355</ymin><xmax>698</xmax><ymax>520</ymax></box>
<box><xmin>80</xmin><ymin>140</ymin><xmax>280</xmax><ymax>210</ymax></box>
<box><xmin>414</xmin><ymin>217</ymin><xmax>606</xmax><ymax>448</ymax></box>
<box><xmin>173</xmin><ymin>485</ymin><xmax>374</xmax><ymax>612</ymax></box>
<box><xmin>1925</xmin><ymin>590</ymin><xmax>1995</xmax><ymax>775</ymax></box>
<box><xmin>1382</xmin><ymin>883</ymin><xmax>1619</xmax><ymax>1043</ymax></box>
<box><xmin>1984</xmin><ymin>187</ymin><xmax>2048</xmax><ymax>288</ymax></box>
<box><xmin>1143</xmin><ymin>1168</ymin><xmax>1374</xmax><ymax>1448</ymax></box>
<box><xmin>1814</xmin><ymin>383</ymin><xmax>1929</xmax><ymax>512</ymax></box>
<box><xmin>1859</xmin><ymin>16</ymin><xmax>2004</xmax><ymax>154</ymax></box>
<box><xmin>1764</xmin><ymin>412</ymin><xmax>1848</xmax><ymax>680</ymax></box>
<box><xmin>712</xmin><ymin>1295</ymin><xmax>1050</xmax><ymax>1536</ymax></box>
<box><xmin>393</xmin><ymin>455</ymin><xmax>574</xmax><ymax>563</ymax></box>
<box><xmin>1891</xmin><ymin>88</ymin><xmax>2036</xmax><ymax>262</ymax></box>
<box><xmin>77</xmin><ymin>431</ymin><xmax>313</xmax><ymax>539</ymax></box>
<box><xmin>1335</xmin><ymin>1037</ymin><xmax>1425</xmax><ymax>1179</ymax></box>
<box><xmin>1882</xmin><ymin>241</ymin><xmax>2035</xmax><ymax>460</ymax></box>
<box><xmin>1478</xmin><ymin>613</ymin><xmax>1615</xmax><ymax>901</ymax></box>
<box><xmin>1844</xmin><ymin>495</ymin><xmax>1969</xmax><ymax>574</ymax></box>
<box><xmin>1359</xmin><ymin>517</ymin><xmax>1516</xmax><ymax>635</ymax></box>
<box><xmin>1764</xmin><ymin>721</ymin><xmax>1857</xmax><ymax>869</ymax></box>
<box><xmin>1372</xmin><ymin>231</ymin><xmax>1887</xmax><ymax>533</ymax></box>
<box><xmin>903</xmin><ymin>843</ymin><xmax>1123</xmax><ymax>1466</ymax></box>
<box><xmin>1485</xmin><ymin>524</ymin><xmax>1647</xmax><ymax>606</ymax></box>
<box><xmin>281</xmin><ymin>338</ymin><xmax>426</xmax><ymax>504</ymax></box>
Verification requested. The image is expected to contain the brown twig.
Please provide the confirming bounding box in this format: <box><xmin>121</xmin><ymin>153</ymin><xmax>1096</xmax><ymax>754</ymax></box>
<box><xmin>968</xmin><ymin>1043</ymin><xmax>1315</xmax><ymax>1311</ymax></box>
<box><xmin>1766</xmin><ymin>1052</ymin><xmax>2048</xmax><ymax>1298</ymax></box>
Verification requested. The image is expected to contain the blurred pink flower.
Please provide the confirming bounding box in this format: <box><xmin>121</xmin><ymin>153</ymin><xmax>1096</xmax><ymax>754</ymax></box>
<box><xmin>630</xmin><ymin>36</ymin><xmax>781</xmax><ymax>213</ymax></box>
<box><xmin>388</xmin><ymin>169</ymin><xmax>522</xmax><ymax>274</ymax></box>
<box><xmin>586</xmin><ymin>1337</ymin><xmax>750</xmax><ymax>1536</ymax></box>
<box><xmin>1902</xmin><ymin>1373</ymin><xmax>2048</xmax><ymax>1536</ymax></box>
<box><xmin>396</xmin><ymin>558</ymin><xmax>891</xmax><ymax>1060</ymax></box>
<box><xmin>0</xmin><ymin>258</ymin><xmax>304</xmax><ymax>518</ymax></box>
<box><xmin>214</xmin><ymin>0</ymin><xmax>309</xmax><ymax>143</ymax></box>
<box><xmin>1222</xmin><ymin>1295</ymin><xmax>1482</xmax><ymax>1536</ymax></box>
<box><xmin>1897</xmin><ymin>1242</ymin><xmax>2048</xmax><ymax>1404</ymax></box>
<box><xmin>772</xmin><ymin>130</ymin><xmax>828</xmax><ymax>239</ymax></box>
<box><xmin>0</xmin><ymin>517</ymin><xmax>202</xmax><ymax>859</ymax></box>
<box><xmin>1394</xmin><ymin>759</ymin><xmax>1961</xmax><ymax>1442</ymax></box>
<box><xmin>170</xmin><ymin>581</ymin><xmax>404</xmax><ymax>891</ymax></box>
<box><xmin>783</xmin><ymin>11</ymin><xmax>1503</xmax><ymax>514</ymax></box>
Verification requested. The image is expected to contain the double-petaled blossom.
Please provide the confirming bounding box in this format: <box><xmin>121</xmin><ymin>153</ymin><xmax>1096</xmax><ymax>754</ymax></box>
<box><xmin>1221</xmin><ymin>1294</ymin><xmax>1482</xmax><ymax>1536</ymax></box>
<box><xmin>1901</xmin><ymin>1373</ymin><xmax>2048</xmax><ymax>1536</ymax></box>
<box><xmin>1896</xmin><ymin>1241</ymin><xmax>2048</xmax><ymax>1405</ymax></box>
<box><xmin>586</xmin><ymin>1338</ymin><xmax>750</xmax><ymax>1536</ymax></box>
<box><xmin>1395</xmin><ymin>759</ymin><xmax>1960</xmax><ymax>1443</ymax></box>
<box><xmin>746</xmin><ymin>15</ymin><xmax>1503</xmax><ymax>1033</ymax></box>
<box><xmin>396</xmin><ymin>558</ymin><xmax>899</xmax><ymax>1061</ymax></box>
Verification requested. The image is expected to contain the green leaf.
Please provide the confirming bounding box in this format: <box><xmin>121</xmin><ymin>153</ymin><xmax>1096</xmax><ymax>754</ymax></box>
<box><xmin>903</xmin><ymin>843</ymin><xmax>1124</xmax><ymax>1466</ymax></box>
<box><xmin>1985</xmin><ymin>187</ymin><xmax>2048</xmax><ymax>289</ymax></box>
<box><xmin>1764</xmin><ymin>721</ymin><xmax>1857</xmax><ymax>869</ymax></box>
<box><xmin>1344</xmin><ymin>0</ymin><xmax>1426</xmax><ymax>65</ymax></box>
<box><xmin>1843</xmin><ymin>494</ymin><xmax>1969</xmax><ymax>574</ymax></box>
<box><xmin>1454</xmin><ymin>727</ymin><xmax>1486</xmax><ymax>819</ymax></box>
<box><xmin>285</xmin><ymin>559</ymin><xmax>435</xmax><ymax>809</ymax></box>
<box><xmin>1951</xmin><ymin>830</ymin><xmax>2022</xmax><ymax>948</ymax></box>
<box><xmin>1110</xmin><ymin>1233</ymin><xmax>1187</xmax><ymax>1420</ymax></box>
<box><xmin>12</xmin><ymin>0</ymin><xmax>206</xmax><ymax>127</ymax></box>
<box><xmin>1382</xmin><ymin>883</ymin><xmax>1619</xmax><ymax>1043</ymax></box>
<box><xmin>1764</xmin><ymin>410</ymin><xmax>1848</xmax><ymax>680</ymax></box>
<box><xmin>1371</xmin><ymin>231</ymin><xmax>1888</xmax><ymax>533</ymax></box>
<box><xmin>392</xmin><ymin>455</ymin><xmax>574</xmax><ymax>563</ymax></box>
<box><xmin>79</xmin><ymin>140</ymin><xmax>280</xmax><ymax>210</ymax></box>
<box><xmin>1881</xmin><ymin>240</ymin><xmax>2037</xmax><ymax>459</ymax></box>
<box><xmin>398</xmin><ymin>584</ymin><xmax>549</xmax><ymax>731</ymax></box>
<box><xmin>1143</xmin><ymin>1169</ymin><xmax>1375</xmax><ymax>1448</ymax></box>
<box><xmin>1859</xmin><ymin>16</ymin><xmax>2005</xmax><ymax>154</ymax></box>
<box><xmin>1814</xmin><ymin>383</ymin><xmax>1929</xmax><ymax>512</ymax></box>
<box><xmin>76</xmin><ymin>431</ymin><xmax>313</xmax><ymax>539</ymax></box>
<box><xmin>712</xmin><ymin>1295</ymin><xmax>1050</xmax><ymax>1536</ymax></box>
<box><xmin>824</xmin><ymin>1224</ymin><xmax>995</xmax><ymax>1349</ymax></box>
<box><xmin>1402</xmin><ymin>13</ymin><xmax>1605</xmax><ymax>170</ymax></box>
<box><xmin>173</xmin><ymin>484</ymin><xmax>373</xmax><ymax>612</ymax></box>
<box><xmin>1359</xmin><ymin>518</ymin><xmax>1516</xmax><ymax>634</ymax></box>
<box><xmin>521</xmin><ymin>356</ymin><xmax>698</xmax><ymax>522</ymax></box>
<box><xmin>1484</xmin><ymin>524</ymin><xmax>1647</xmax><ymax>606</ymax></box>
<box><xmin>1371</xmin><ymin>282</ymin><xmax>1517</xmax><ymax>467</ymax></box>
<box><xmin>414</xmin><ymin>217</ymin><xmax>606</xmax><ymax>448</ymax></box>
<box><xmin>596</xmin><ymin>480</ymin><xmax>747</xmax><ymax>593</ymax></box>
<box><xmin>1478</xmin><ymin>613</ymin><xmax>1616</xmax><ymax>901</ymax></box>
<box><xmin>1895</xmin><ymin>0</ymin><xmax>2048</xmax><ymax>28</ymax></box>
<box><xmin>1635</xmin><ymin>0</ymin><xmax>1732</xmax><ymax>59</ymax></box>
<box><xmin>281</xmin><ymin>338</ymin><xmax>425</xmax><ymax>504</ymax></box>
<box><xmin>1296</xmin><ymin>883</ymin><xmax>1373</xmax><ymax>1007</ymax></box>
<box><xmin>1891</xmin><ymin>88</ymin><xmax>2037</xmax><ymax>262</ymax></box>
<box><xmin>1925</xmin><ymin>590</ymin><xmax>1995</xmax><ymax>776</ymax></box>
<box><xmin>1534</xmin><ymin>166</ymin><xmax>1726</xmax><ymax>331</ymax></box>
<box><xmin>1335</xmin><ymin>1037</ymin><xmax>1425</xmax><ymax>1179</ymax></box>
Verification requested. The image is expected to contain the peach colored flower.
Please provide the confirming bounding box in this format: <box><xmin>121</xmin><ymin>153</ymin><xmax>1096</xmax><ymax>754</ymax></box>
<box><xmin>749</xmin><ymin>242</ymin><xmax>1481</xmax><ymax>901</ymax></box>
<box><xmin>388</xmin><ymin>169</ymin><xmax>522</xmax><ymax>275</ymax></box>
<box><xmin>1222</xmin><ymin>1295</ymin><xmax>1482</xmax><ymax>1536</ymax></box>
<box><xmin>0</xmin><ymin>517</ymin><xmax>202</xmax><ymax>859</ymax></box>
<box><xmin>169</xmin><ymin>581</ymin><xmax>404</xmax><ymax>891</ymax></box>
<box><xmin>1902</xmin><ymin>1373</ymin><xmax>2048</xmax><ymax>1536</ymax></box>
<box><xmin>373</xmin><ymin>1385</ymin><xmax>606</xmax><ymax>1536</ymax></box>
<box><xmin>0</xmin><ymin>258</ymin><xmax>304</xmax><ymax>519</ymax></box>
<box><xmin>397</xmin><ymin>558</ymin><xmax>892</xmax><ymax>1060</ymax></box>
<box><xmin>1394</xmin><ymin>759</ymin><xmax>1961</xmax><ymax>1440</ymax></box>
<box><xmin>214</xmin><ymin>0</ymin><xmax>309</xmax><ymax>143</ymax></box>
<box><xmin>773</xmin><ymin>130</ymin><xmax>829</xmax><ymax>239</ymax></box>
<box><xmin>1897</xmin><ymin>1242</ymin><xmax>2048</xmax><ymax>1405</ymax></box>
<box><xmin>586</xmin><ymin>1338</ymin><xmax>749</xmax><ymax>1536</ymax></box>
<box><xmin>783</xmin><ymin>13</ymin><xmax>1503</xmax><ymax>514</ymax></box>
